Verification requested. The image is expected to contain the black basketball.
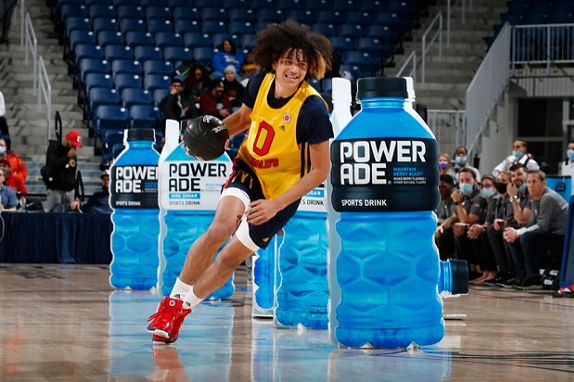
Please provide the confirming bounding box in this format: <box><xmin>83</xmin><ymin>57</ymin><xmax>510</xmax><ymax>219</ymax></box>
<box><xmin>182</xmin><ymin>115</ymin><xmax>229</xmax><ymax>161</ymax></box>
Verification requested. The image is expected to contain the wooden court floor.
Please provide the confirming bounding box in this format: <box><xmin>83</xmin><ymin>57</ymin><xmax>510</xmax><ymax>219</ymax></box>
<box><xmin>1</xmin><ymin>263</ymin><xmax>574</xmax><ymax>381</ymax></box>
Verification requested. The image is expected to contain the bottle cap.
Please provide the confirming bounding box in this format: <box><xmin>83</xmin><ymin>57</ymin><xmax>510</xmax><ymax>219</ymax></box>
<box><xmin>356</xmin><ymin>76</ymin><xmax>415</xmax><ymax>100</ymax></box>
<box><xmin>331</xmin><ymin>77</ymin><xmax>352</xmax><ymax>104</ymax></box>
<box><xmin>127</xmin><ymin>128</ymin><xmax>156</xmax><ymax>142</ymax></box>
<box><xmin>449</xmin><ymin>259</ymin><xmax>469</xmax><ymax>295</ymax></box>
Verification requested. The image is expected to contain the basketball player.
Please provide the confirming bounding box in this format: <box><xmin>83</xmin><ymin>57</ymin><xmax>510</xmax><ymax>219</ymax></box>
<box><xmin>147</xmin><ymin>20</ymin><xmax>333</xmax><ymax>344</ymax></box>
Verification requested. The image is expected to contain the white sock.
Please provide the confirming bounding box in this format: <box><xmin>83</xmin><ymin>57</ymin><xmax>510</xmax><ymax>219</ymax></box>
<box><xmin>170</xmin><ymin>277</ymin><xmax>193</xmax><ymax>300</ymax></box>
<box><xmin>183</xmin><ymin>286</ymin><xmax>203</xmax><ymax>309</ymax></box>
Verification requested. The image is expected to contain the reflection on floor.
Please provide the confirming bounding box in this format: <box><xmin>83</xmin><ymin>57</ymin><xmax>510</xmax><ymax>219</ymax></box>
<box><xmin>1</xmin><ymin>264</ymin><xmax>574</xmax><ymax>381</ymax></box>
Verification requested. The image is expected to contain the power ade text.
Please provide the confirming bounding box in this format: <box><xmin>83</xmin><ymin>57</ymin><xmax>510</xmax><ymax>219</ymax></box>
<box><xmin>115</xmin><ymin>166</ymin><xmax>157</xmax><ymax>193</ymax></box>
<box><xmin>168</xmin><ymin>162</ymin><xmax>227</xmax><ymax>192</ymax></box>
<box><xmin>339</xmin><ymin>140</ymin><xmax>426</xmax><ymax>185</ymax></box>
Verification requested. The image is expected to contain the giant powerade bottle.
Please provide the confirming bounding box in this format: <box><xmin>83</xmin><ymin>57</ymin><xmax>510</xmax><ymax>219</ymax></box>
<box><xmin>328</xmin><ymin>77</ymin><xmax>442</xmax><ymax>348</ymax></box>
<box><xmin>110</xmin><ymin>128</ymin><xmax>160</xmax><ymax>290</ymax></box>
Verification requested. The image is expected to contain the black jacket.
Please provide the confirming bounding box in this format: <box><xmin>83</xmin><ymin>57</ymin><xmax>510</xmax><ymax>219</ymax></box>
<box><xmin>44</xmin><ymin>140</ymin><xmax>77</xmax><ymax>191</ymax></box>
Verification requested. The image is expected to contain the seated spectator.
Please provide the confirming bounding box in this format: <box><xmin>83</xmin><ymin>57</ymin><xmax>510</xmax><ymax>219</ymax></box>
<box><xmin>435</xmin><ymin>174</ymin><xmax>457</xmax><ymax>260</ymax></box>
<box><xmin>83</xmin><ymin>169</ymin><xmax>112</xmax><ymax>214</ymax></box>
<box><xmin>507</xmin><ymin>164</ymin><xmax>531</xmax><ymax>226</ymax></box>
<box><xmin>560</xmin><ymin>141</ymin><xmax>574</xmax><ymax>189</ymax></box>
<box><xmin>222</xmin><ymin>65</ymin><xmax>245</xmax><ymax>111</ymax></box>
<box><xmin>438</xmin><ymin>153</ymin><xmax>456</xmax><ymax>183</ymax></box>
<box><xmin>183</xmin><ymin>64</ymin><xmax>210</xmax><ymax>100</ymax></box>
<box><xmin>466</xmin><ymin>175</ymin><xmax>498</xmax><ymax>284</ymax></box>
<box><xmin>0</xmin><ymin>168</ymin><xmax>17</xmax><ymax>212</ymax></box>
<box><xmin>160</xmin><ymin>78</ymin><xmax>196</xmax><ymax>123</ymax></box>
<box><xmin>503</xmin><ymin>170</ymin><xmax>569</xmax><ymax>289</ymax></box>
<box><xmin>452</xmin><ymin>146</ymin><xmax>480</xmax><ymax>181</ymax></box>
<box><xmin>0</xmin><ymin>89</ymin><xmax>8</xmax><ymax>135</ymax></box>
<box><xmin>0</xmin><ymin>136</ymin><xmax>27</xmax><ymax>183</ymax></box>
<box><xmin>240</xmin><ymin>51</ymin><xmax>259</xmax><ymax>82</ymax></box>
<box><xmin>0</xmin><ymin>158</ymin><xmax>26</xmax><ymax>199</ymax></box>
<box><xmin>212</xmin><ymin>39</ymin><xmax>244</xmax><ymax>76</ymax></box>
<box><xmin>199</xmin><ymin>79</ymin><xmax>231</xmax><ymax>119</ymax></box>
<box><xmin>493</xmin><ymin>139</ymin><xmax>539</xmax><ymax>176</ymax></box>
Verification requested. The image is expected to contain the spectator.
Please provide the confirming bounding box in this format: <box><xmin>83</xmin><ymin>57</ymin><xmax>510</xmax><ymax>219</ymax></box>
<box><xmin>83</xmin><ymin>169</ymin><xmax>112</xmax><ymax>214</ymax></box>
<box><xmin>452</xmin><ymin>146</ymin><xmax>480</xmax><ymax>181</ymax></box>
<box><xmin>240</xmin><ymin>51</ymin><xmax>258</xmax><ymax>81</ymax></box>
<box><xmin>466</xmin><ymin>175</ymin><xmax>498</xmax><ymax>284</ymax></box>
<box><xmin>0</xmin><ymin>168</ymin><xmax>17</xmax><ymax>211</ymax></box>
<box><xmin>183</xmin><ymin>63</ymin><xmax>210</xmax><ymax>99</ymax></box>
<box><xmin>43</xmin><ymin>130</ymin><xmax>82</xmax><ymax>212</ymax></box>
<box><xmin>507</xmin><ymin>164</ymin><xmax>531</xmax><ymax>226</ymax></box>
<box><xmin>0</xmin><ymin>136</ymin><xmax>27</xmax><ymax>183</ymax></box>
<box><xmin>0</xmin><ymin>0</ymin><xmax>17</xmax><ymax>44</ymax></box>
<box><xmin>560</xmin><ymin>141</ymin><xmax>574</xmax><ymax>189</ymax></box>
<box><xmin>160</xmin><ymin>78</ymin><xmax>196</xmax><ymax>123</ymax></box>
<box><xmin>0</xmin><ymin>89</ymin><xmax>8</xmax><ymax>135</ymax></box>
<box><xmin>211</xmin><ymin>39</ymin><xmax>244</xmax><ymax>76</ymax></box>
<box><xmin>435</xmin><ymin>174</ymin><xmax>457</xmax><ymax>260</ymax></box>
<box><xmin>503</xmin><ymin>170</ymin><xmax>569</xmax><ymax>289</ymax></box>
<box><xmin>438</xmin><ymin>153</ymin><xmax>456</xmax><ymax>182</ymax></box>
<box><xmin>492</xmin><ymin>139</ymin><xmax>539</xmax><ymax>176</ymax></box>
<box><xmin>0</xmin><ymin>158</ymin><xmax>26</xmax><ymax>199</ymax></box>
<box><xmin>222</xmin><ymin>65</ymin><xmax>245</xmax><ymax>111</ymax></box>
<box><xmin>199</xmin><ymin>79</ymin><xmax>232</xmax><ymax>119</ymax></box>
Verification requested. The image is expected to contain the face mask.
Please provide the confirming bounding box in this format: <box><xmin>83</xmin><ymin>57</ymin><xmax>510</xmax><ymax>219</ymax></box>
<box><xmin>567</xmin><ymin>150</ymin><xmax>574</xmax><ymax>161</ymax></box>
<box><xmin>454</xmin><ymin>155</ymin><xmax>467</xmax><ymax>166</ymax></box>
<box><xmin>480</xmin><ymin>187</ymin><xmax>496</xmax><ymax>199</ymax></box>
<box><xmin>518</xmin><ymin>183</ymin><xmax>527</xmax><ymax>193</ymax></box>
<box><xmin>0</xmin><ymin>146</ymin><xmax>6</xmax><ymax>155</ymax></box>
<box><xmin>459</xmin><ymin>183</ymin><xmax>474</xmax><ymax>196</ymax></box>
<box><xmin>495</xmin><ymin>182</ymin><xmax>508</xmax><ymax>194</ymax></box>
<box><xmin>512</xmin><ymin>150</ymin><xmax>524</xmax><ymax>159</ymax></box>
<box><xmin>438</xmin><ymin>161</ymin><xmax>449</xmax><ymax>170</ymax></box>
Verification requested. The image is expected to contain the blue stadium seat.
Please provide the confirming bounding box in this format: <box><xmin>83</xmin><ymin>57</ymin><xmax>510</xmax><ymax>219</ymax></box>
<box><xmin>102</xmin><ymin>129</ymin><xmax>125</xmax><ymax>162</ymax></box>
<box><xmin>163</xmin><ymin>46</ymin><xmax>193</xmax><ymax>64</ymax></box>
<box><xmin>120</xmin><ymin>18</ymin><xmax>146</xmax><ymax>33</ymax></box>
<box><xmin>317</xmin><ymin>10</ymin><xmax>344</xmax><ymax>24</ymax></box>
<box><xmin>92</xmin><ymin>17</ymin><xmax>119</xmax><ymax>32</ymax></box>
<box><xmin>111</xmin><ymin>59</ymin><xmax>142</xmax><ymax>76</ymax></box>
<box><xmin>145</xmin><ymin>6</ymin><xmax>172</xmax><ymax>21</ymax></box>
<box><xmin>143</xmin><ymin>60</ymin><xmax>174</xmax><ymax>75</ymax></box>
<box><xmin>129</xmin><ymin>104</ymin><xmax>159</xmax><ymax>129</ymax></box>
<box><xmin>173</xmin><ymin>6</ymin><xmax>200</xmax><ymax>22</ymax></box>
<box><xmin>140</xmin><ymin>0</ymin><xmax>166</xmax><ymax>7</ymax></box>
<box><xmin>89</xmin><ymin>87</ymin><xmax>120</xmax><ymax>114</ymax></box>
<box><xmin>183</xmin><ymin>32</ymin><xmax>213</xmax><ymax>49</ymax></box>
<box><xmin>114</xmin><ymin>73</ymin><xmax>143</xmax><ymax>92</ymax></box>
<box><xmin>196</xmin><ymin>0</ymin><xmax>220</xmax><ymax>7</ymax></box>
<box><xmin>121</xmin><ymin>88</ymin><xmax>153</xmax><ymax>108</ymax></box>
<box><xmin>153</xmin><ymin>88</ymin><xmax>168</xmax><ymax>105</ymax></box>
<box><xmin>112</xmin><ymin>0</ymin><xmax>137</xmax><ymax>5</ymax></box>
<box><xmin>227</xmin><ymin>21</ymin><xmax>254</xmax><ymax>36</ymax></box>
<box><xmin>332</xmin><ymin>0</ymin><xmax>355</xmax><ymax>12</ymax></box>
<box><xmin>201</xmin><ymin>7</ymin><xmax>227</xmax><ymax>22</ymax></box>
<box><xmin>367</xmin><ymin>25</ymin><xmax>401</xmax><ymax>44</ymax></box>
<box><xmin>174</xmin><ymin>19</ymin><xmax>201</xmax><ymax>34</ymax></box>
<box><xmin>250</xmin><ymin>0</ymin><xmax>274</xmax><ymax>10</ymax></box>
<box><xmin>94</xmin><ymin>105</ymin><xmax>129</xmax><ymax>137</ymax></box>
<box><xmin>85</xmin><ymin>0</ymin><xmax>112</xmax><ymax>6</ymax></box>
<box><xmin>305</xmin><ymin>0</ymin><xmax>326</xmax><ymax>11</ymax></box>
<box><xmin>202</xmin><ymin>20</ymin><xmax>227</xmax><ymax>34</ymax></box>
<box><xmin>78</xmin><ymin>58</ymin><xmax>111</xmax><ymax>83</ymax></box>
<box><xmin>97</xmin><ymin>30</ymin><xmax>124</xmax><ymax>48</ymax></box>
<box><xmin>133</xmin><ymin>46</ymin><xmax>164</xmax><ymax>61</ymax></box>
<box><xmin>84</xmin><ymin>72</ymin><xmax>114</xmax><ymax>94</ymax></box>
<box><xmin>125</xmin><ymin>31</ymin><xmax>153</xmax><ymax>48</ymax></box>
<box><xmin>387</xmin><ymin>0</ymin><xmax>418</xmax><ymax>17</ymax></box>
<box><xmin>257</xmin><ymin>9</ymin><xmax>285</xmax><ymax>24</ymax></box>
<box><xmin>74</xmin><ymin>44</ymin><xmax>104</xmax><ymax>67</ymax></box>
<box><xmin>59</xmin><ymin>4</ymin><xmax>88</xmax><ymax>23</ymax></box>
<box><xmin>330</xmin><ymin>36</ymin><xmax>354</xmax><ymax>53</ymax></box>
<box><xmin>239</xmin><ymin>34</ymin><xmax>256</xmax><ymax>50</ymax></box>
<box><xmin>154</xmin><ymin>32</ymin><xmax>184</xmax><ymax>48</ymax></box>
<box><xmin>321</xmin><ymin>77</ymin><xmax>332</xmax><ymax>94</ymax></box>
<box><xmin>117</xmin><ymin>5</ymin><xmax>144</xmax><ymax>19</ymax></box>
<box><xmin>222</xmin><ymin>0</ymin><xmax>249</xmax><ymax>9</ymax></box>
<box><xmin>167</xmin><ymin>0</ymin><xmax>192</xmax><ymax>6</ymax></box>
<box><xmin>104</xmin><ymin>45</ymin><xmax>134</xmax><ymax>61</ymax></box>
<box><xmin>355</xmin><ymin>37</ymin><xmax>383</xmax><ymax>53</ymax></box>
<box><xmin>358</xmin><ymin>1</ymin><xmax>382</xmax><ymax>12</ymax></box>
<box><xmin>69</xmin><ymin>30</ymin><xmax>96</xmax><ymax>51</ymax></box>
<box><xmin>343</xmin><ymin>50</ymin><xmax>373</xmax><ymax>72</ymax></box>
<box><xmin>192</xmin><ymin>47</ymin><xmax>214</xmax><ymax>67</ymax></box>
<box><xmin>65</xmin><ymin>17</ymin><xmax>91</xmax><ymax>36</ymax></box>
<box><xmin>339</xmin><ymin>24</ymin><xmax>365</xmax><ymax>38</ymax></box>
<box><xmin>310</xmin><ymin>23</ymin><xmax>336</xmax><ymax>37</ymax></box>
<box><xmin>524</xmin><ymin>13</ymin><xmax>548</xmax><ymax>25</ymax></box>
<box><xmin>228</xmin><ymin>8</ymin><xmax>255</xmax><ymax>22</ymax></box>
<box><xmin>87</xmin><ymin>4</ymin><xmax>116</xmax><ymax>21</ymax></box>
<box><xmin>212</xmin><ymin>34</ymin><xmax>235</xmax><ymax>49</ymax></box>
<box><xmin>346</xmin><ymin>11</ymin><xmax>370</xmax><ymax>25</ymax></box>
<box><xmin>145</xmin><ymin>74</ymin><xmax>171</xmax><ymax>92</ymax></box>
<box><xmin>286</xmin><ymin>10</ymin><xmax>314</xmax><ymax>25</ymax></box>
<box><xmin>148</xmin><ymin>19</ymin><xmax>174</xmax><ymax>34</ymax></box>
<box><xmin>276</xmin><ymin>0</ymin><xmax>303</xmax><ymax>10</ymax></box>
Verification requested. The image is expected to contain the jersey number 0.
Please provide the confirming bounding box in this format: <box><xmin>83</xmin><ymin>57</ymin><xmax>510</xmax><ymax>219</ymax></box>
<box><xmin>252</xmin><ymin>121</ymin><xmax>276</xmax><ymax>156</ymax></box>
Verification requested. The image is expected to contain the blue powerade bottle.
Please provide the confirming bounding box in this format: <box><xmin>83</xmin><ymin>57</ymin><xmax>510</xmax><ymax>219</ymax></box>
<box><xmin>157</xmin><ymin>120</ymin><xmax>234</xmax><ymax>300</ymax></box>
<box><xmin>328</xmin><ymin>77</ymin><xmax>442</xmax><ymax>348</ymax></box>
<box><xmin>110</xmin><ymin>128</ymin><xmax>160</xmax><ymax>290</ymax></box>
<box><xmin>252</xmin><ymin>235</ymin><xmax>284</xmax><ymax>318</ymax></box>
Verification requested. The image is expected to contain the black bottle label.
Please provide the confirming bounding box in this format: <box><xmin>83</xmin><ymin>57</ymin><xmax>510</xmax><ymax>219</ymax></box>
<box><xmin>110</xmin><ymin>165</ymin><xmax>159</xmax><ymax>209</ymax></box>
<box><xmin>330</xmin><ymin>138</ymin><xmax>439</xmax><ymax>212</ymax></box>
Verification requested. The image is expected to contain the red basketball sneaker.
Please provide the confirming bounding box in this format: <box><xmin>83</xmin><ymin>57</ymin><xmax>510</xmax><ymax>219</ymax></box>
<box><xmin>147</xmin><ymin>297</ymin><xmax>191</xmax><ymax>343</ymax></box>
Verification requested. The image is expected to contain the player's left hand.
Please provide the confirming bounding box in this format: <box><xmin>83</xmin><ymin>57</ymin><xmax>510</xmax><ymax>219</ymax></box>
<box><xmin>247</xmin><ymin>199</ymin><xmax>280</xmax><ymax>226</ymax></box>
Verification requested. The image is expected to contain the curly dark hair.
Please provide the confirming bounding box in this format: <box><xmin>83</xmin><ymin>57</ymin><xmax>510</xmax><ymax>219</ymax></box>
<box><xmin>252</xmin><ymin>19</ymin><xmax>332</xmax><ymax>80</ymax></box>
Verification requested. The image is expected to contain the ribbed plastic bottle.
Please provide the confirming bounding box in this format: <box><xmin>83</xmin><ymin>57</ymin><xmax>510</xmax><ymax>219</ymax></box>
<box><xmin>328</xmin><ymin>77</ymin><xmax>442</xmax><ymax>348</ymax></box>
<box><xmin>273</xmin><ymin>79</ymin><xmax>352</xmax><ymax>330</ymax></box>
<box><xmin>252</xmin><ymin>234</ymin><xmax>284</xmax><ymax>318</ymax></box>
<box><xmin>109</xmin><ymin>128</ymin><xmax>160</xmax><ymax>290</ymax></box>
<box><xmin>157</xmin><ymin>120</ymin><xmax>234</xmax><ymax>299</ymax></box>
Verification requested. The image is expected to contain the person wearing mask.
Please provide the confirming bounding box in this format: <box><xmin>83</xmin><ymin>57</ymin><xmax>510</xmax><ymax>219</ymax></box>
<box><xmin>435</xmin><ymin>174</ymin><xmax>457</xmax><ymax>260</ymax></box>
<box><xmin>560</xmin><ymin>141</ymin><xmax>574</xmax><ymax>190</ymax></box>
<box><xmin>211</xmin><ymin>39</ymin><xmax>244</xmax><ymax>76</ymax></box>
<box><xmin>222</xmin><ymin>65</ymin><xmax>245</xmax><ymax>112</ymax></box>
<box><xmin>0</xmin><ymin>158</ymin><xmax>26</xmax><ymax>200</ymax></box>
<box><xmin>438</xmin><ymin>153</ymin><xmax>456</xmax><ymax>183</ymax></box>
<box><xmin>83</xmin><ymin>169</ymin><xmax>112</xmax><ymax>214</ymax></box>
<box><xmin>492</xmin><ymin>139</ymin><xmax>539</xmax><ymax>176</ymax></box>
<box><xmin>452</xmin><ymin>146</ymin><xmax>480</xmax><ymax>181</ymax></box>
<box><xmin>0</xmin><ymin>136</ymin><xmax>27</xmax><ymax>183</ymax></box>
<box><xmin>43</xmin><ymin>130</ymin><xmax>82</xmax><ymax>212</ymax></box>
<box><xmin>199</xmin><ymin>79</ymin><xmax>232</xmax><ymax>120</ymax></box>
<box><xmin>503</xmin><ymin>170</ymin><xmax>569</xmax><ymax>289</ymax></box>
